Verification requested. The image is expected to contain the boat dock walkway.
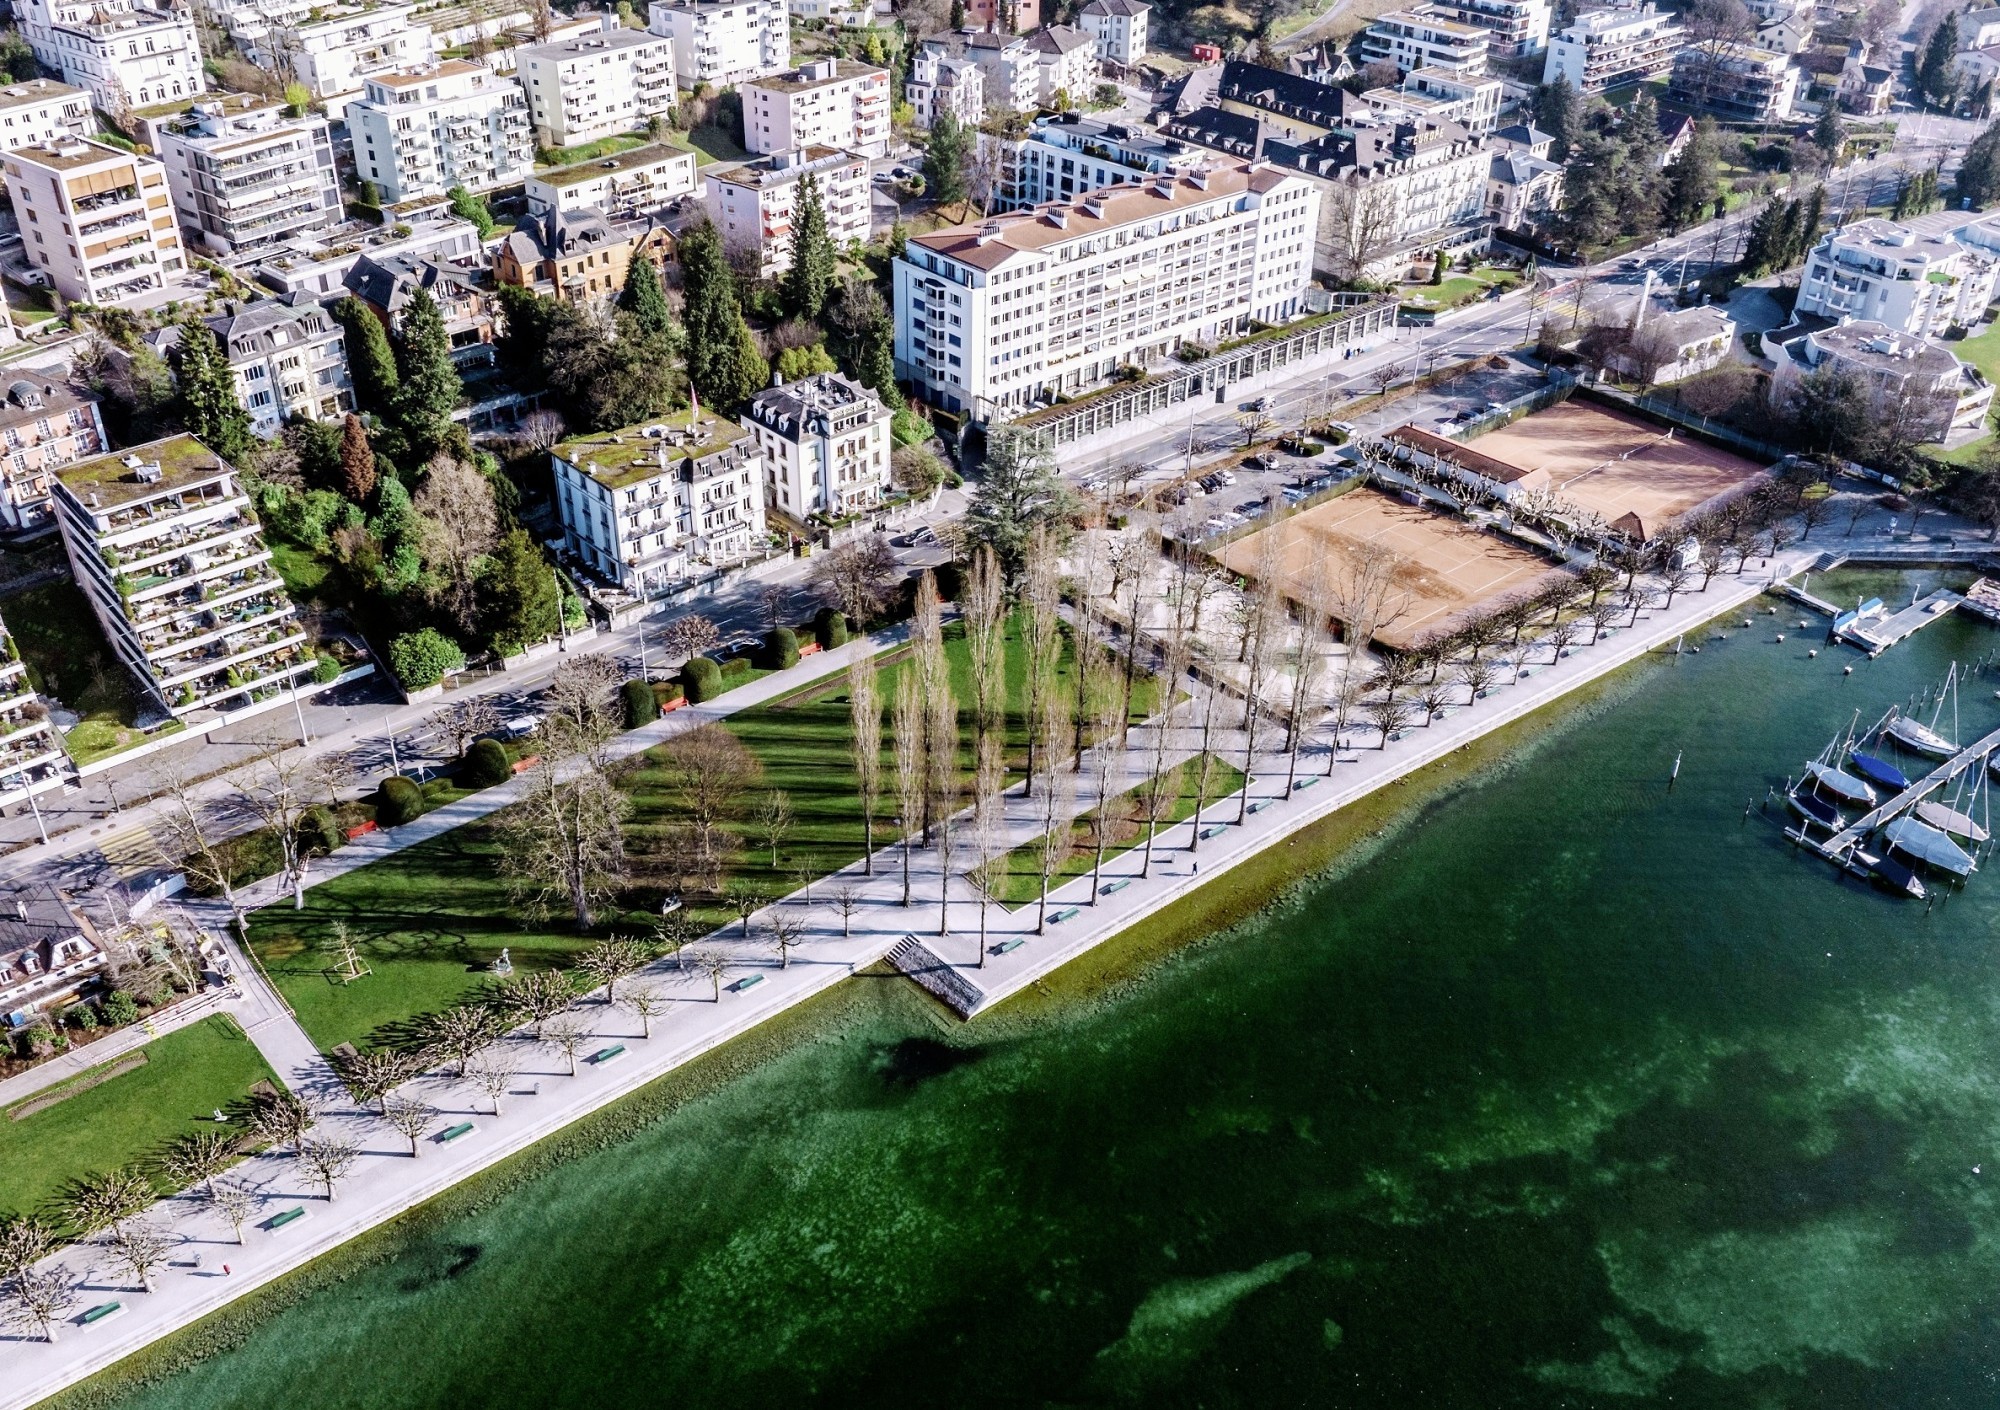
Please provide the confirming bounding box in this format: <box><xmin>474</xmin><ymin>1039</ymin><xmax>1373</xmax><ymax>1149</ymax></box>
<box><xmin>1837</xmin><ymin>589</ymin><xmax>1965</xmax><ymax>655</ymax></box>
<box><xmin>1775</xmin><ymin>581</ymin><xmax>1841</xmax><ymax>616</ymax></box>
<box><xmin>1818</xmin><ymin>720</ymin><xmax>2000</xmax><ymax>859</ymax></box>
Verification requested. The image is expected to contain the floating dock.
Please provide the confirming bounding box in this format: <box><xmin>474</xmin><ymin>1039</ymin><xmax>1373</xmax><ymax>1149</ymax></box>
<box><xmin>1815</xmin><ymin>719</ymin><xmax>2000</xmax><ymax>864</ymax></box>
<box><xmin>1837</xmin><ymin>589</ymin><xmax>1965</xmax><ymax>655</ymax></box>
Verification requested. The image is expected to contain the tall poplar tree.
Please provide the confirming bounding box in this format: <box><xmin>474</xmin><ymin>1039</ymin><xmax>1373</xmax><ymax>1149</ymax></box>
<box><xmin>333</xmin><ymin>295</ymin><xmax>399</xmax><ymax>417</ymax></box>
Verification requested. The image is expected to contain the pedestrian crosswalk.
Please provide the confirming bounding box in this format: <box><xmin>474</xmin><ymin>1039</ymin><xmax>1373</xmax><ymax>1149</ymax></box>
<box><xmin>94</xmin><ymin>823</ymin><xmax>173</xmax><ymax>881</ymax></box>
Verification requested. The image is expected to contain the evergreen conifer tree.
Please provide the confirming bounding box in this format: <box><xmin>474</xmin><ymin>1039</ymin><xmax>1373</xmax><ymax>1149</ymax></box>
<box><xmin>1960</xmin><ymin>120</ymin><xmax>2000</xmax><ymax>209</ymax></box>
<box><xmin>782</xmin><ymin>172</ymin><xmax>837</xmax><ymax>321</ymax></box>
<box><xmin>168</xmin><ymin>316</ymin><xmax>250</xmax><ymax>458</ymax></box>
<box><xmin>1918</xmin><ymin>11</ymin><xmax>1959</xmax><ymax>110</ymax></box>
<box><xmin>616</xmin><ymin>254</ymin><xmax>676</xmax><ymax>343</ymax></box>
<box><xmin>479</xmin><ymin>527</ymin><xmax>560</xmax><ymax>649</ymax></box>
<box><xmin>391</xmin><ymin>286</ymin><xmax>461</xmax><ymax>459</ymax></box>
<box><xmin>1811</xmin><ymin>103</ymin><xmax>1844</xmax><ymax>166</ymax></box>
<box><xmin>679</xmin><ymin>220</ymin><xmax>762</xmax><ymax>410</ymax></box>
<box><xmin>337</xmin><ymin>412</ymin><xmax>377</xmax><ymax>503</ymax></box>
<box><xmin>924</xmin><ymin>111</ymin><xmax>970</xmax><ymax>208</ymax></box>
<box><xmin>332</xmin><ymin>296</ymin><xmax>399</xmax><ymax>416</ymax></box>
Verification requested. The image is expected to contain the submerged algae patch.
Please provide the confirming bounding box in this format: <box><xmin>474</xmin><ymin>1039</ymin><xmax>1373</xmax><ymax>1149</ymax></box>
<box><xmin>1092</xmin><ymin>1252</ymin><xmax>1312</xmax><ymax>1397</ymax></box>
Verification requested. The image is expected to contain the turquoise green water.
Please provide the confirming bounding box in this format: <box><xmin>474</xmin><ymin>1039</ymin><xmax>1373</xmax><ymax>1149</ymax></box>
<box><xmin>94</xmin><ymin>587</ymin><xmax>2000</xmax><ymax>1408</ymax></box>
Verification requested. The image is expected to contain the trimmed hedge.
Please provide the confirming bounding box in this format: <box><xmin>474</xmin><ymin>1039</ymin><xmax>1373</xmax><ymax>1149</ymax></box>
<box><xmin>813</xmin><ymin>605</ymin><xmax>848</xmax><ymax>649</ymax></box>
<box><xmin>462</xmin><ymin>737</ymin><xmax>511</xmax><ymax>788</ymax></box>
<box><xmin>720</xmin><ymin>657</ymin><xmax>751</xmax><ymax>680</ymax></box>
<box><xmin>681</xmin><ymin>655</ymin><xmax>722</xmax><ymax>703</ymax></box>
<box><xmin>765</xmin><ymin>626</ymin><xmax>799</xmax><ymax>670</ymax></box>
<box><xmin>376</xmin><ymin>775</ymin><xmax>425</xmax><ymax>827</ymax></box>
<box><xmin>295</xmin><ymin>805</ymin><xmax>342</xmax><ymax>857</ymax></box>
<box><xmin>622</xmin><ymin>678</ymin><xmax>659</xmax><ymax>728</ymax></box>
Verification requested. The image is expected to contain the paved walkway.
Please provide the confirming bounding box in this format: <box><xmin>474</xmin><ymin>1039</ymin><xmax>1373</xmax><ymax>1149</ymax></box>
<box><xmin>0</xmin><ymin>543</ymin><xmax>1832</xmax><ymax>1410</ymax></box>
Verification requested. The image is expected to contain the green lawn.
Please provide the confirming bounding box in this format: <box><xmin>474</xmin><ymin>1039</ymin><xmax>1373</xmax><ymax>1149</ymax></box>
<box><xmin>249</xmin><ymin>616</ymin><xmax>1159</xmax><ymax>1053</ymax></box>
<box><xmin>5</xmin><ymin>577</ymin><xmax>154</xmax><ymax>764</ymax></box>
<box><xmin>981</xmin><ymin>754</ymin><xmax>1245</xmax><ymax>906</ymax></box>
<box><xmin>677</xmin><ymin>123</ymin><xmax>750</xmax><ymax>166</ymax></box>
<box><xmin>1398</xmin><ymin>268</ymin><xmax>1519</xmax><ymax>312</ymax></box>
<box><xmin>1919</xmin><ymin>319</ymin><xmax>2000</xmax><ymax>464</ymax></box>
<box><xmin>0</xmin><ymin>1015</ymin><xmax>276</xmax><ymax>1216</ymax></box>
<box><xmin>535</xmin><ymin>132</ymin><xmax>650</xmax><ymax>168</ymax></box>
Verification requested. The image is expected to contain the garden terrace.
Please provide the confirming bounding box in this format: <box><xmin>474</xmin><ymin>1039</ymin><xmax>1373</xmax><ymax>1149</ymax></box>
<box><xmin>55</xmin><ymin>437</ymin><xmax>235</xmax><ymax>515</ymax></box>
<box><xmin>554</xmin><ymin>408</ymin><xmax>752</xmax><ymax>491</ymax></box>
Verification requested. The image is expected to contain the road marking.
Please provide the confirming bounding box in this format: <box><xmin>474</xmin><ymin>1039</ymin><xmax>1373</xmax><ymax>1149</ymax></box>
<box><xmin>94</xmin><ymin>823</ymin><xmax>171</xmax><ymax>880</ymax></box>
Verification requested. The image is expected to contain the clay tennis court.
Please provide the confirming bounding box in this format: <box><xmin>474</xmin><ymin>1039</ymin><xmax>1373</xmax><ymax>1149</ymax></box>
<box><xmin>1221</xmin><ymin>487</ymin><xmax>1560</xmax><ymax>651</ymax></box>
<box><xmin>1468</xmin><ymin>401</ymin><xmax>1769</xmax><ymax>538</ymax></box>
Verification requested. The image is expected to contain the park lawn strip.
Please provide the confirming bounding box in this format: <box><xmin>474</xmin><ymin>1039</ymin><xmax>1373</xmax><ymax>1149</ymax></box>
<box><xmin>0</xmin><ymin>1015</ymin><xmax>274</xmax><ymax>1215</ymax></box>
<box><xmin>982</xmin><ymin>755</ymin><xmax>1246</xmax><ymax>906</ymax></box>
<box><xmin>250</xmin><ymin>616</ymin><xmax>1159</xmax><ymax>1053</ymax></box>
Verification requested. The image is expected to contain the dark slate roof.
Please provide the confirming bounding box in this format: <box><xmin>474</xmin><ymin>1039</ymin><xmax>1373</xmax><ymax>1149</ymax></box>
<box><xmin>1494</xmin><ymin>121</ymin><xmax>1550</xmax><ymax>147</ymax></box>
<box><xmin>0</xmin><ymin>881</ymin><xmax>86</xmax><ymax>955</ymax></box>
<box><xmin>746</xmin><ymin>371</ymin><xmax>889</xmax><ymax>438</ymax></box>
<box><xmin>1217</xmin><ymin>58</ymin><xmax>1358</xmax><ymax>126</ymax></box>
<box><xmin>1030</xmin><ymin>23</ymin><xmax>1097</xmax><ymax>54</ymax></box>
<box><xmin>344</xmin><ymin>253</ymin><xmax>482</xmax><ymax>313</ymax></box>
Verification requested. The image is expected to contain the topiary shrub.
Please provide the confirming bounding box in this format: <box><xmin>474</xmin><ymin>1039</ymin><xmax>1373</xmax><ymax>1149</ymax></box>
<box><xmin>98</xmin><ymin>990</ymin><xmax>140</xmax><ymax>1027</ymax></box>
<box><xmin>933</xmin><ymin>560</ymin><xmax>966</xmax><ymax>603</ymax></box>
<box><xmin>765</xmin><ymin>626</ymin><xmax>799</xmax><ymax>670</ymax></box>
<box><xmin>622</xmin><ymin>678</ymin><xmax>659</xmax><ymax>728</ymax></box>
<box><xmin>376</xmin><ymin>775</ymin><xmax>425</xmax><ymax>826</ymax></box>
<box><xmin>462</xmin><ymin>737</ymin><xmax>511</xmax><ymax>788</ymax></box>
<box><xmin>295</xmin><ymin>805</ymin><xmax>342</xmax><ymax>857</ymax></box>
<box><xmin>719</xmin><ymin>656</ymin><xmax>751</xmax><ymax>680</ymax></box>
<box><xmin>313</xmin><ymin>655</ymin><xmax>341</xmax><ymax>684</ymax></box>
<box><xmin>813</xmin><ymin>605</ymin><xmax>848</xmax><ymax>649</ymax></box>
<box><xmin>681</xmin><ymin>654</ymin><xmax>722</xmax><ymax>703</ymax></box>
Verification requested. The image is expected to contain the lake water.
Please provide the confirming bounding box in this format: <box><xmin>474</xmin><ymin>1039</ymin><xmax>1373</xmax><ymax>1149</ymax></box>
<box><xmin>89</xmin><ymin>576</ymin><xmax>2000</xmax><ymax>1409</ymax></box>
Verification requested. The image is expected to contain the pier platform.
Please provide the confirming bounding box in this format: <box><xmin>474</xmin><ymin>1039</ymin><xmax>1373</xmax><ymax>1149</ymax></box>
<box><xmin>1838</xmin><ymin>589</ymin><xmax>1965</xmax><ymax>655</ymax></box>
<box><xmin>1818</xmin><ymin>719</ymin><xmax>2000</xmax><ymax>860</ymax></box>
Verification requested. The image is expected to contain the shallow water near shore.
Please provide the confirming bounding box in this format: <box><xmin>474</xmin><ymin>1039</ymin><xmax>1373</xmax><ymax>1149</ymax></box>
<box><xmin>83</xmin><ymin>583</ymin><xmax>2000</xmax><ymax>1408</ymax></box>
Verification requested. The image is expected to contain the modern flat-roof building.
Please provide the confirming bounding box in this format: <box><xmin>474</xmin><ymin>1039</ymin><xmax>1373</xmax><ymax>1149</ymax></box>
<box><xmin>51</xmin><ymin>436</ymin><xmax>314</xmax><ymax>722</ymax></box>
<box><xmin>132</xmin><ymin>94</ymin><xmax>342</xmax><ymax>258</ymax></box>
<box><xmin>893</xmin><ymin>161</ymin><xmax>1321</xmax><ymax>418</ymax></box>
<box><xmin>989</xmin><ymin>111</ymin><xmax>1209</xmax><ymax>211</ymax></box>
<box><xmin>0</xmin><ymin>80</ymin><xmax>91</xmax><ymax>151</ymax></box>
<box><xmin>1795</xmin><ymin>217</ymin><xmax>1999</xmax><ymax>339</ymax></box>
<box><xmin>1772</xmin><ymin>320</ymin><xmax>1993</xmax><ymax>445</ymax></box>
<box><xmin>1667</xmin><ymin>40</ymin><xmax>1797</xmax><ymax>123</ymax></box>
<box><xmin>0</xmin><ymin>636</ymin><xmax>70</xmax><ymax>820</ymax></box>
<box><xmin>1359</xmin><ymin>10</ymin><xmax>1490</xmax><ymax>76</ymax></box>
<box><xmin>964</xmin><ymin>30</ymin><xmax>1042</xmax><ymax>112</ymax></box>
<box><xmin>1363</xmin><ymin>65</ymin><xmax>1503</xmax><ymax>135</ymax></box>
<box><xmin>906</xmin><ymin>41</ymin><xmax>985</xmax><ymax>130</ymax></box>
<box><xmin>705</xmin><ymin>145</ymin><xmax>870</xmax><ymax>278</ymax></box>
<box><xmin>647</xmin><ymin>0</ymin><xmax>789</xmax><ymax>86</ymax></box>
<box><xmin>348</xmin><ymin>60</ymin><xmax>535</xmax><ymax>202</ymax></box>
<box><xmin>525</xmin><ymin>141</ymin><xmax>698</xmax><ymax>218</ymax></box>
<box><xmin>0</xmin><ymin>376</ymin><xmax>107</xmax><ymax>531</ymax></box>
<box><xmin>1077</xmin><ymin>0</ymin><xmax>1149</xmax><ymax>66</ymax></box>
<box><xmin>519</xmin><ymin>27</ymin><xmax>678</xmax><ymax>148</ymax></box>
<box><xmin>553</xmin><ymin>408</ymin><xmax>766</xmax><ymax>597</ymax></box>
<box><xmin>1425</xmin><ymin>0</ymin><xmax>1549</xmax><ymax>56</ymax></box>
<box><xmin>743</xmin><ymin>59</ymin><xmax>890</xmax><ymax>158</ymax></box>
<box><xmin>742</xmin><ymin>371</ymin><xmax>893</xmax><ymax>524</ymax></box>
<box><xmin>1028</xmin><ymin>24</ymin><xmax>1101</xmax><ymax>105</ymax></box>
<box><xmin>250</xmin><ymin>212</ymin><xmax>484</xmax><ymax>297</ymax></box>
<box><xmin>1542</xmin><ymin>4</ymin><xmax>1683</xmax><ymax>92</ymax></box>
<box><xmin>16</xmin><ymin>0</ymin><xmax>205</xmax><ymax>115</ymax></box>
<box><xmin>2</xmin><ymin>139</ymin><xmax>183</xmax><ymax>304</ymax></box>
<box><xmin>235</xmin><ymin>1</ymin><xmax>434</xmax><ymax>116</ymax></box>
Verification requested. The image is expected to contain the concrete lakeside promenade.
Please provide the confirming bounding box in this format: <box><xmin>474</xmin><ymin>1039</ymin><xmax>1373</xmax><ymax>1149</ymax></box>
<box><xmin>1</xmin><ymin>549</ymin><xmax>1830</xmax><ymax>1409</ymax></box>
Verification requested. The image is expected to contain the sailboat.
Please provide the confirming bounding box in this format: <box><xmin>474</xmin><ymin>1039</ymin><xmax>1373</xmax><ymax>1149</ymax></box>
<box><xmin>1854</xmin><ymin>848</ymin><xmax>1927</xmax><ymax>899</ymax></box>
<box><xmin>1916</xmin><ymin>800</ymin><xmax>1990</xmax><ymax>843</ymax></box>
<box><xmin>1848</xmin><ymin>753</ymin><xmax>1910</xmax><ymax>792</ymax></box>
<box><xmin>1884</xmin><ymin>666</ymin><xmax>1962</xmax><ymax>759</ymax></box>
<box><xmin>1915</xmin><ymin>751</ymin><xmax>1990</xmax><ymax>843</ymax></box>
<box><xmin>1806</xmin><ymin>761</ymin><xmax>1876</xmax><ymax>808</ymax></box>
<box><xmin>1883</xmin><ymin>816</ymin><xmax>1977</xmax><ymax>876</ymax></box>
<box><xmin>1788</xmin><ymin>790</ymin><xmax>1843</xmax><ymax>829</ymax></box>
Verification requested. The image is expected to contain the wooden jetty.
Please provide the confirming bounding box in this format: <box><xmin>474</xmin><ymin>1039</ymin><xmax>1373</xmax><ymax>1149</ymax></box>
<box><xmin>1775</xmin><ymin>580</ymin><xmax>1841</xmax><ymax>616</ymax></box>
<box><xmin>1816</xmin><ymin>720</ymin><xmax>2000</xmax><ymax>862</ymax></box>
<box><xmin>1837</xmin><ymin>588</ymin><xmax>1966</xmax><ymax>655</ymax></box>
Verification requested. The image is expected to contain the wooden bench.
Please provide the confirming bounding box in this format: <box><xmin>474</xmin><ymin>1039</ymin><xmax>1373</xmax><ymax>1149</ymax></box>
<box><xmin>587</xmin><ymin>1045</ymin><xmax>627</xmax><ymax>1066</ymax></box>
<box><xmin>1099</xmin><ymin>878</ymin><xmax>1131</xmax><ymax>895</ymax></box>
<box><xmin>343</xmin><ymin>820</ymin><xmax>377</xmax><ymax>842</ymax></box>
<box><xmin>993</xmin><ymin>938</ymin><xmax>1025</xmax><ymax>955</ymax></box>
<box><xmin>437</xmin><ymin>1122</ymin><xmax>475</xmax><ymax>1144</ymax></box>
<box><xmin>266</xmin><ymin>1206</ymin><xmax>308</xmax><ymax>1231</ymax></box>
<box><xmin>733</xmin><ymin>974</ymin><xmax>765</xmax><ymax>992</ymax></box>
<box><xmin>79</xmin><ymin>1301</ymin><xmax>124</xmax><ymax>1326</ymax></box>
<box><xmin>1049</xmin><ymin>906</ymin><xmax>1080</xmax><ymax>924</ymax></box>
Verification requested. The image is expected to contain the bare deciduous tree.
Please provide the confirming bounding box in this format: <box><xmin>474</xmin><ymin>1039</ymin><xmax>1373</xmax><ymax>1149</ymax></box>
<box><xmin>1021</xmin><ymin>527</ymin><xmax>1064</xmax><ymax>792</ymax></box>
<box><xmin>831</xmin><ymin>881</ymin><xmax>862</xmax><ymax>939</ymax></box>
<box><xmin>848</xmin><ymin>651</ymin><xmax>884</xmax><ymax>874</ymax></box>
<box><xmin>686</xmin><ymin>946</ymin><xmax>731</xmax><ymax>1001</ymax></box>
<box><xmin>1033</xmin><ymin>697</ymin><xmax>1077</xmax><ymax>935</ymax></box>
<box><xmin>208</xmin><ymin>1181</ymin><xmax>259</xmax><ymax>1242</ymax></box>
<box><xmin>248</xmin><ymin>1091</ymin><xmax>317</xmax><ymax>1158</ymax></box>
<box><xmin>767</xmin><ymin>909</ymin><xmax>808</xmax><ymax>969</ymax></box>
<box><xmin>542</xmin><ymin>1014</ymin><xmax>592</xmax><ymax>1076</ymax></box>
<box><xmin>381</xmin><ymin>1096</ymin><xmax>435</xmax><ymax>1157</ymax></box>
<box><xmin>754</xmin><ymin>789</ymin><xmax>796</xmax><ymax>867</ymax></box>
<box><xmin>414</xmin><ymin>452</ymin><xmax>500</xmax><ymax>633</ymax></box>
<box><xmin>893</xmin><ymin>668</ymin><xmax>925</xmax><ymax>908</ymax></box>
<box><xmin>502</xmin><ymin>752</ymin><xmax>630</xmax><ymax>929</ymax></box>
<box><xmin>298</xmin><ymin>1135</ymin><xmax>360</xmax><ymax>1201</ymax></box>
<box><xmin>109</xmin><ymin>1220</ymin><xmax>173</xmax><ymax>1292</ymax></box>
<box><xmin>810</xmin><ymin>534</ymin><xmax>901</xmax><ymax>625</ymax></box>
<box><xmin>661</xmin><ymin>613</ymin><xmax>722</xmax><ymax>663</ymax></box>
<box><xmin>6</xmin><ymin>1264</ymin><xmax>77</xmax><ymax>1341</ymax></box>
<box><xmin>621</xmin><ymin>983</ymin><xmax>666</xmax><ymax>1038</ymax></box>
<box><xmin>467</xmin><ymin>1058</ymin><xmax>516</xmax><ymax>1116</ymax></box>
<box><xmin>659</xmin><ymin>723</ymin><xmax>761</xmax><ymax>883</ymax></box>
<box><xmin>577</xmin><ymin>938</ymin><xmax>648</xmax><ymax>1005</ymax></box>
<box><xmin>1324</xmin><ymin>179</ymin><xmax>1399</xmax><ymax>283</ymax></box>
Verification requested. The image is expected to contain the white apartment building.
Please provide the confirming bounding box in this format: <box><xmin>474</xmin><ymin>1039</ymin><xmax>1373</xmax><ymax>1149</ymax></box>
<box><xmin>1666</xmin><ymin>41</ymin><xmax>1797</xmax><ymax>123</ymax></box>
<box><xmin>1796</xmin><ymin>218</ymin><xmax>1999</xmax><ymax>339</ymax></box>
<box><xmin>0</xmin><ymin>377</ymin><xmax>106</xmax><ymax>532</ymax></box>
<box><xmin>743</xmin><ymin>59</ymin><xmax>889</xmax><ymax>158</ymax></box>
<box><xmin>202</xmin><ymin>297</ymin><xmax>353</xmax><ymax>437</ymax></box>
<box><xmin>991</xmin><ymin>111</ymin><xmax>1208</xmax><ymax>210</ymax></box>
<box><xmin>1359</xmin><ymin>10</ymin><xmax>1490</xmax><ymax>76</ymax></box>
<box><xmin>0</xmin><ymin>617</ymin><xmax>68</xmax><ymax>815</ymax></box>
<box><xmin>743</xmin><ymin>371</ymin><xmax>893</xmax><ymax>522</ymax></box>
<box><xmin>893</xmin><ymin>161</ymin><xmax>1321</xmax><ymax>418</ymax></box>
<box><xmin>51</xmin><ymin>436</ymin><xmax>314</xmax><ymax>721</ymax></box>
<box><xmin>349</xmin><ymin>60</ymin><xmax>534</xmax><ymax>203</ymax></box>
<box><xmin>0</xmin><ymin>80</ymin><xmax>91</xmax><ymax>152</ymax></box>
<box><xmin>525</xmin><ymin>141</ymin><xmax>698</xmax><ymax>217</ymax></box>
<box><xmin>1543</xmin><ymin>5</ymin><xmax>1683</xmax><ymax>92</ymax></box>
<box><xmin>239</xmin><ymin>2</ymin><xmax>434</xmax><ymax>116</ymax></box>
<box><xmin>2</xmin><ymin>138</ymin><xmax>183</xmax><ymax>304</ymax></box>
<box><xmin>16</xmin><ymin>0</ymin><xmax>204</xmax><ymax>116</ymax></box>
<box><xmin>1425</xmin><ymin>0</ymin><xmax>1549</xmax><ymax>56</ymax></box>
<box><xmin>552</xmin><ymin>409</ymin><xmax>766</xmax><ymax>597</ymax></box>
<box><xmin>648</xmin><ymin>0</ymin><xmax>789</xmax><ymax>86</ymax></box>
<box><xmin>964</xmin><ymin>30</ymin><xmax>1041</xmax><ymax>112</ymax></box>
<box><xmin>133</xmin><ymin>94</ymin><xmax>341</xmax><ymax>257</ymax></box>
<box><xmin>251</xmin><ymin>212</ymin><xmax>483</xmax><ymax>296</ymax></box>
<box><xmin>520</xmin><ymin>27</ymin><xmax>677</xmax><ymax>148</ymax></box>
<box><xmin>705</xmin><ymin>145</ymin><xmax>869</xmax><ymax>278</ymax></box>
<box><xmin>1028</xmin><ymin>24</ymin><xmax>1100</xmax><ymax>105</ymax></box>
<box><xmin>906</xmin><ymin>43</ymin><xmax>984</xmax><ymax>130</ymax></box>
<box><xmin>1077</xmin><ymin>0</ymin><xmax>1149</xmax><ymax>66</ymax></box>
<box><xmin>1773</xmin><ymin>321</ymin><xmax>1993</xmax><ymax>444</ymax></box>
<box><xmin>1364</xmin><ymin>65</ymin><xmax>1503</xmax><ymax>135</ymax></box>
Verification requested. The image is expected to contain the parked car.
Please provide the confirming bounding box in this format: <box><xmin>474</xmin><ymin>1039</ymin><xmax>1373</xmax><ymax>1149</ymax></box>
<box><xmin>1244</xmin><ymin>395</ymin><xmax>1271</xmax><ymax>412</ymax></box>
<box><xmin>719</xmin><ymin>635</ymin><xmax>761</xmax><ymax>660</ymax></box>
<box><xmin>1242</xmin><ymin>454</ymin><xmax>1272</xmax><ymax>471</ymax></box>
<box><xmin>496</xmin><ymin>714</ymin><xmax>540</xmax><ymax>741</ymax></box>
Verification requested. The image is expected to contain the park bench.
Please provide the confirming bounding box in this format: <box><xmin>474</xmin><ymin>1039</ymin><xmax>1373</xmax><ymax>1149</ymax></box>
<box><xmin>1099</xmin><ymin>878</ymin><xmax>1131</xmax><ymax>896</ymax></box>
<box><xmin>266</xmin><ymin>1206</ymin><xmax>308</xmax><ymax>1231</ymax></box>
<box><xmin>344</xmin><ymin>820</ymin><xmax>377</xmax><ymax>842</ymax></box>
<box><xmin>588</xmin><ymin>1045</ymin><xmax>627</xmax><ymax>1066</ymax></box>
<box><xmin>1293</xmin><ymin>777</ymin><xmax>1319</xmax><ymax>792</ymax></box>
<box><xmin>80</xmin><ymin>1302</ymin><xmax>123</xmax><ymax>1326</ymax></box>
<box><xmin>993</xmin><ymin>939</ymin><xmax>1025</xmax><ymax>955</ymax></box>
<box><xmin>511</xmin><ymin>754</ymin><xmax>541</xmax><ymax>774</ymax></box>
<box><xmin>1199</xmin><ymin>824</ymin><xmax>1227</xmax><ymax>840</ymax></box>
<box><xmin>438</xmin><ymin>1122</ymin><xmax>475</xmax><ymax>1144</ymax></box>
<box><xmin>1247</xmin><ymin>799</ymin><xmax>1274</xmax><ymax>814</ymax></box>
<box><xmin>734</xmin><ymin>974</ymin><xmax>765</xmax><ymax>992</ymax></box>
<box><xmin>1049</xmin><ymin>906</ymin><xmax>1081</xmax><ymax>924</ymax></box>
